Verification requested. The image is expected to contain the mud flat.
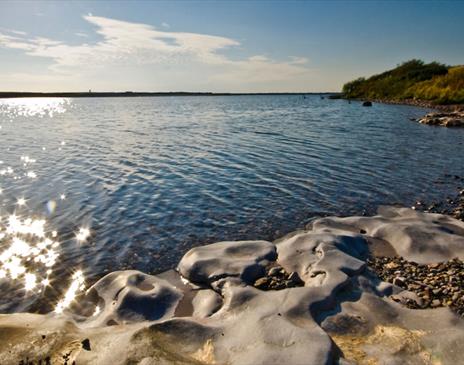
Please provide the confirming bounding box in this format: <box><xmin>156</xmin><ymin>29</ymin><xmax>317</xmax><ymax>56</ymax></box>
<box><xmin>2</xmin><ymin>206</ymin><xmax>464</xmax><ymax>365</ymax></box>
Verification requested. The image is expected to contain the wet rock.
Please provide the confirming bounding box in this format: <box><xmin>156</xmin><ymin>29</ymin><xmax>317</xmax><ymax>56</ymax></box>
<box><xmin>416</xmin><ymin>111</ymin><xmax>464</xmax><ymax>127</ymax></box>
<box><xmin>362</xmin><ymin>101</ymin><xmax>372</xmax><ymax>107</ymax></box>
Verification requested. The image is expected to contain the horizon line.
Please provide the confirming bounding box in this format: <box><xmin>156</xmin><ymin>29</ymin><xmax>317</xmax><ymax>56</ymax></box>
<box><xmin>0</xmin><ymin>91</ymin><xmax>341</xmax><ymax>99</ymax></box>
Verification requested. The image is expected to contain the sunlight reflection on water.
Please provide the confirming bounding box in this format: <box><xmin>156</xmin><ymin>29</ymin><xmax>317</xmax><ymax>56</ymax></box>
<box><xmin>0</xmin><ymin>98</ymin><xmax>70</xmax><ymax>118</ymax></box>
<box><xmin>0</xmin><ymin>97</ymin><xmax>88</xmax><ymax>313</ymax></box>
<box><xmin>0</xmin><ymin>211</ymin><xmax>87</xmax><ymax>312</ymax></box>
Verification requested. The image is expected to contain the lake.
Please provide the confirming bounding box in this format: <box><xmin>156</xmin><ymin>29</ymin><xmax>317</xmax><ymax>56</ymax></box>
<box><xmin>1</xmin><ymin>95</ymin><xmax>463</xmax><ymax>313</ymax></box>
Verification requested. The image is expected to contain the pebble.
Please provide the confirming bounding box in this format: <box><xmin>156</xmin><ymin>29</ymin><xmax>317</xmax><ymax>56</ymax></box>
<box><xmin>268</xmin><ymin>267</ymin><xmax>281</xmax><ymax>277</ymax></box>
<box><xmin>393</xmin><ymin>276</ymin><xmax>406</xmax><ymax>288</ymax></box>
<box><xmin>367</xmin><ymin>256</ymin><xmax>464</xmax><ymax>316</ymax></box>
<box><xmin>253</xmin><ymin>265</ymin><xmax>305</xmax><ymax>291</ymax></box>
<box><xmin>431</xmin><ymin>300</ymin><xmax>441</xmax><ymax>308</ymax></box>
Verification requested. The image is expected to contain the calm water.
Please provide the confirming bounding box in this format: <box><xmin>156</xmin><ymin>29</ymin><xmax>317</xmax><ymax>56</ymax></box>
<box><xmin>1</xmin><ymin>95</ymin><xmax>464</xmax><ymax>313</ymax></box>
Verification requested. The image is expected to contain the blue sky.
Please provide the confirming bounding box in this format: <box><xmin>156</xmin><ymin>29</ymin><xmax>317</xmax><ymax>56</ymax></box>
<box><xmin>0</xmin><ymin>0</ymin><xmax>463</xmax><ymax>92</ymax></box>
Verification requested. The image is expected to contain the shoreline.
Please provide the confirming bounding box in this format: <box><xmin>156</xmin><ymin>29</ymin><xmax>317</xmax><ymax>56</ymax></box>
<box><xmin>1</xmin><ymin>204</ymin><xmax>464</xmax><ymax>364</ymax></box>
<box><xmin>354</xmin><ymin>97</ymin><xmax>464</xmax><ymax>112</ymax></box>
<box><xmin>0</xmin><ymin>91</ymin><xmax>340</xmax><ymax>99</ymax></box>
<box><xmin>0</xmin><ymin>96</ymin><xmax>463</xmax><ymax>363</ymax></box>
<box><xmin>348</xmin><ymin>97</ymin><xmax>464</xmax><ymax>127</ymax></box>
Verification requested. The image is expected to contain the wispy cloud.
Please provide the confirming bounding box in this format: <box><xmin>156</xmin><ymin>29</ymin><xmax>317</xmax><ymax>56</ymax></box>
<box><xmin>0</xmin><ymin>15</ymin><xmax>314</xmax><ymax>91</ymax></box>
<box><xmin>161</xmin><ymin>22</ymin><xmax>170</xmax><ymax>28</ymax></box>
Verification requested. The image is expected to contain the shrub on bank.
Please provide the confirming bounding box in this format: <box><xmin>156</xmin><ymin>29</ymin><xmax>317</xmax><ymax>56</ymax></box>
<box><xmin>342</xmin><ymin>60</ymin><xmax>463</xmax><ymax>104</ymax></box>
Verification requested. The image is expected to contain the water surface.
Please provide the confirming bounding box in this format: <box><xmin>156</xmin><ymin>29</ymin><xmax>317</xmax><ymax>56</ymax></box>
<box><xmin>1</xmin><ymin>95</ymin><xmax>464</xmax><ymax>313</ymax></box>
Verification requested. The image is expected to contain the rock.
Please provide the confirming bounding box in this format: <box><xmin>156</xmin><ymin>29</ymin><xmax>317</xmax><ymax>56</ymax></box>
<box><xmin>178</xmin><ymin>240</ymin><xmax>277</xmax><ymax>286</ymax></box>
<box><xmin>362</xmin><ymin>101</ymin><xmax>373</xmax><ymax>107</ymax></box>
<box><xmin>2</xmin><ymin>207</ymin><xmax>464</xmax><ymax>365</ymax></box>
<box><xmin>393</xmin><ymin>276</ymin><xmax>406</xmax><ymax>288</ymax></box>
<box><xmin>288</xmin><ymin>271</ymin><xmax>304</xmax><ymax>285</ymax></box>
<box><xmin>313</xmin><ymin>206</ymin><xmax>464</xmax><ymax>264</ymax></box>
<box><xmin>431</xmin><ymin>299</ymin><xmax>441</xmax><ymax>308</ymax></box>
<box><xmin>414</xmin><ymin>111</ymin><xmax>464</xmax><ymax>127</ymax></box>
<box><xmin>268</xmin><ymin>266</ymin><xmax>282</xmax><ymax>277</ymax></box>
<box><xmin>254</xmin><ymin>277</ymin><xmax>270</xmax><ymax>289</ymax></box>
<box><xmin>385</xmin><ymin>262</ymin><xmax>399</xmax><ymax>269</ymax></box>
<box><xmin>74</xmin><ymin>270</ymin><xmax>183</xmax><ymax>326</ymax></box>
<box><xmin>191</xmin><ymin>289</ymin><xmax>223</xmax><ymax>318</ymax></box>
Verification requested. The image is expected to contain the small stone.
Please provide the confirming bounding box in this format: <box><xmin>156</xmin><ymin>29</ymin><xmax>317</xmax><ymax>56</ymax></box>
<box><xmin>254</xmin><ymin>277</ymin><xmax>270</xmax><ymax>289</ymax></box>
<box><xmin>431</xmin><ymin>299</ymin><xmax>441</xmax><ymax>308</ymax></box>
<box><xmin>288</xmin><ymin>272</ymin><xmax>304</xmax><ymax>285</ymax></box>
<box><xmin>393</xmin><ymin>276</ymin><xmax>406</xmax><ymax>288</ymax></box>
<box><xmin>385</xmin><ymin>262</ymin><xmax>399</xmax><ymax>270</ymax></box>
<box><xmin>268</xmin><ymin>267</ymin><xmax>281</xmax><ymax>277</ymax></box>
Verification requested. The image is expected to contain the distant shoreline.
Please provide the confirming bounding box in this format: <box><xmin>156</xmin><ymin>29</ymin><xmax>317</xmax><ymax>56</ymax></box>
<box><xmin>362</xmin><ymin>98</ymin><xmax>464</xmax><ymax>112</ymax></box>
<box><xmin>0</xmin><ymin>91</ymin><xmax>340</xmax><ymax>99</ymax></box>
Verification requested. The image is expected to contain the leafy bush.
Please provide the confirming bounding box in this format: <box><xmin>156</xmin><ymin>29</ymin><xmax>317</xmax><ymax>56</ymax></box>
<box><xmin>342</xmin><ymin>60</ymin><xmax>463</xmax><ymax>104</ymax></box>
<box><xmin>407</xmin><ymin>66</ymin><xmax>464</xmax><ymax>104</ymax></box>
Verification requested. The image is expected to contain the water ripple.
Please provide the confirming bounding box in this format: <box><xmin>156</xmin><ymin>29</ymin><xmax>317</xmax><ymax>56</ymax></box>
<box><xmin>1</xmin><ymin>96</ymin><xmax>464</xmax><ymax>313</ymax></box>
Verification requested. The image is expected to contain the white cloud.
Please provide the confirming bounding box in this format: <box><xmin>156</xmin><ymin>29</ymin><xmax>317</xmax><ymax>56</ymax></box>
<box><xmin>0</xmin><ymin>15</ymin><xmax>315</xmax><ymax>91</ymax></box>
<box><xmin>161</xmin><ymin>22</ymin><xmax>170</xmax><ymax>28</ymax></box>
<box><xmin>75</xmin><ymin>32</ymin><xmax>88</xmax><ymax>38</ymax></box>
<box><xmin>290</xmin><ymin>56</ymin><xmax>309</xmax><ymax>65</ymax></box>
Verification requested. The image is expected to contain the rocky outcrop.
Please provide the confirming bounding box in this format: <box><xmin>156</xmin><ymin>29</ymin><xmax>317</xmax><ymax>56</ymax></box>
<box><xmin>414</xmin><ymin>111</ymin><xmax>464</xmax><ymax>127</ymax></box>
<box><xmin>1</xmin><ymin>207</ymin><xmax>464</xmax><ymax>365</ymax></box>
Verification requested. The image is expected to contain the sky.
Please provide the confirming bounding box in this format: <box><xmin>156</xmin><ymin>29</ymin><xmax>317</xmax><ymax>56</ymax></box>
<box><xmin>0</xmin><ymin>0</ymin><xmax>463</xmax><ymax>93</ymax></box>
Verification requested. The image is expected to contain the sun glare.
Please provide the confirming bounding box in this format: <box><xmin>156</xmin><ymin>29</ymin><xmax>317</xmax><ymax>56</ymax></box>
<box><xmin>54</xmin><ymin>270</ymin><xmax>85</xmax><ymax>314</ymax></box>
<box><xmin>76</xmin><ymin>227</ymin><xmax>90</xmax><ymax>242</ymax></box>
<box><xmin>0</xmin><ymin>98</ymin><xmax>70</xmax><ymax>118</ymax></box>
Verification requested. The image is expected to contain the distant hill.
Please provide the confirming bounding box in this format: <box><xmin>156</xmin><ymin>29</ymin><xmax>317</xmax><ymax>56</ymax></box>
<box><xmin>342</xmin><ymin>60</ymin><xmax>464</xmax><ymax>105</ymax></box>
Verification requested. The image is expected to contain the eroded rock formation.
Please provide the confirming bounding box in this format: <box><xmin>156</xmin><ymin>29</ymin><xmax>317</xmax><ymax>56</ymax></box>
<box><xmin>1</xmin><ymin>206</ymin><xmax>464</xmax><ymax>364</ymax></box>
